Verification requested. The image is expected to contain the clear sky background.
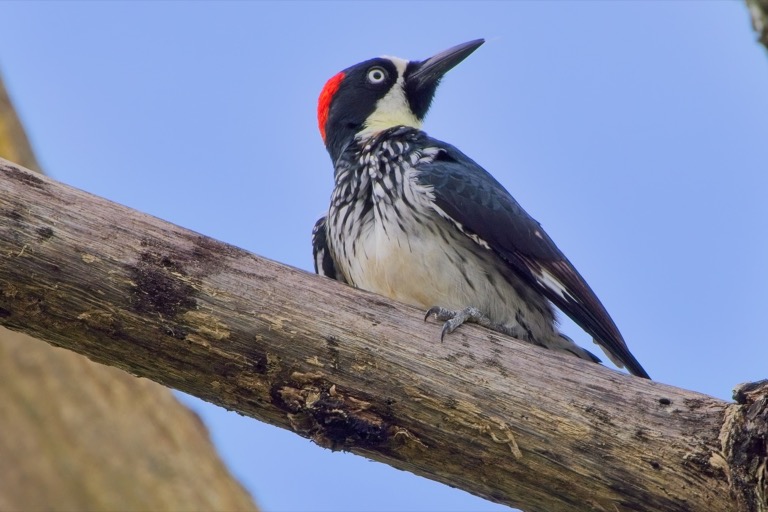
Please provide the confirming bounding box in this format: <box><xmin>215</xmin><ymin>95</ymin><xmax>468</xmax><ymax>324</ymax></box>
<box><xmin>1</xmin><ymin>2</ymin><xmax>766</xmax><ymax>511</ymax></box>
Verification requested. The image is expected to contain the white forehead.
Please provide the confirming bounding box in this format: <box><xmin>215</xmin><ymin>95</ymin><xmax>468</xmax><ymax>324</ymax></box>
<box><xmin>380</xmin><ymin>56</ymin><xmax>409</xmax><ymax>78</ymax></box>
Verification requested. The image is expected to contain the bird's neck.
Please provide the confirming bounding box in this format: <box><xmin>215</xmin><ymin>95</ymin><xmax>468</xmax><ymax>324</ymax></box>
<box><xmin>356</xmin><ymin>111</ymin><xmax>422</xmax><ymax>141</ymax></box>
<box><xmin>331</xmin><ymin>126</ymin><xmax>422</xmax><ymax>183</ymax></box>
<box><xmin>327</xmin><ymin>124</ymin><xmax>426</xmax><ymax>166</ymax></box>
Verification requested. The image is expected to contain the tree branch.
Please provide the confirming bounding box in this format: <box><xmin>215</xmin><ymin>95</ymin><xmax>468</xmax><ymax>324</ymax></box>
<box><xmin>0</xmin><ymin>157</ymin><xmax>765</xmax><ymax>512</ymax></box>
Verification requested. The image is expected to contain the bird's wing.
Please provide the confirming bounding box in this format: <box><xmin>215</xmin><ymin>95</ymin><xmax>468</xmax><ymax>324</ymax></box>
<box><xmin>312</xmin><ymin>215</ymin><xmax>347</xmax><ymax>283</ymax></box>
<box><xmin>416</xmin><ymin>142</ymin><xmax>649</xmax><ymax>378</ymax></box>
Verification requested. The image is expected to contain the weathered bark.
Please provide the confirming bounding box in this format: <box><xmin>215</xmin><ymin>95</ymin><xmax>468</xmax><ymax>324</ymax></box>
<box><xmin>0</xmin><ymin>78</ymin><xmax>257</xmax><ymax>512</ymax></box>
<box><xmin>747</xmin><ymin>0</ymin><xmax>768</xmax><ymax>49</ymax></box>
<box><xmin>1</xmin><ymin>156</ymin><xmax>765</xmax><ymax>512</ymax></box>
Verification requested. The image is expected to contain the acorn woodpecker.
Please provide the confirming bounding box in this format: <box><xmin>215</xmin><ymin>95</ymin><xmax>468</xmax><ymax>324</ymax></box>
<box><xmin>312</xmin><ymin>39</ymin><xmax>650</xmax><ymax>379</ymax></box>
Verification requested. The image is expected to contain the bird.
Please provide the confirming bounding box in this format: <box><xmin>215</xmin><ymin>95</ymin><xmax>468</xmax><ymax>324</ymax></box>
<box><xmin>312</xmin><ymin>39</ymin><xmax>650</xmax><ymax>379</ymax></box>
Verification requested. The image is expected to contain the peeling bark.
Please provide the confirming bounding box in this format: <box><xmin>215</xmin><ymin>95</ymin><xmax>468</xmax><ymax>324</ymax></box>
<box><xmin>722</xmin><ymin>381</ymin><xmax>768</xmax><ymax>512</ymax></box>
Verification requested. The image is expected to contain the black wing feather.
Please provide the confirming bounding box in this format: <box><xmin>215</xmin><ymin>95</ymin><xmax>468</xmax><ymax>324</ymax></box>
<box><xmin>312</xmin><ymin>216</ymin><xmax>347</xmax><ymax>283</ymax></box>
<box><xmin>417</xmin><ymin>142</ymin><xmax>649</xmax><ymax>379</ymax></box>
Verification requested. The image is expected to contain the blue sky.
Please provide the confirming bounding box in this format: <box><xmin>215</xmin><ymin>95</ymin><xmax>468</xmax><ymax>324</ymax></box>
<box><xmin>1</xmin><ymin>2</ymin><xmax>766</xmax><ymax>511</ymax></box>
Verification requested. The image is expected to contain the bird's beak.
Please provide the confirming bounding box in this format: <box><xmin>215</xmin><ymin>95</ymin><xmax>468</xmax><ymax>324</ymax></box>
<box><xmin>408</xmin><ymin>39</ymin><xmax>485</xmax><ymax>90</ymax></box>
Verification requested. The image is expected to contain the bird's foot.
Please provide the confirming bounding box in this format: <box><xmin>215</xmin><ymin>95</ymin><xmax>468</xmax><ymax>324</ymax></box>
<box><xmin>425</xmin><ymin>306</ymin><xmax>531</xmax><ymax>341</ymax></box>
<box><xmin>424</xmin><ymin>306</ymin><xmax>494</xmax><ymax>341</ymax></box>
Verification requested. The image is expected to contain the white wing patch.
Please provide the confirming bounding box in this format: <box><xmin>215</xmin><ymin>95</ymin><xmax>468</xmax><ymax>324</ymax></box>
<box><xmin>414</xmin><ymin>148</ymin><xmax>495</xmax><ymax>252</ymax></box>
<box><xmin>537</xmin><ymin>269</ymin><xmax>576</xmax><ymax>302</ymax></box>
<box><xmin>428</xmin><ymin>201</ymin><xmax>493</xmax><ymax>251</ymax></box>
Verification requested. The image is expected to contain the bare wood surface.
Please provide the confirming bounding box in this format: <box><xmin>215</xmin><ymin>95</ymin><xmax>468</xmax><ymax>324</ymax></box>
<box><xmin>0</xmin><ymin>156</ymin><xmax>766</xmax><ymax>512</ymax></box>
<box><xmin>0</xmin><ymin>78</ymin><xmax>257</xmax><ymax>512</ymax></box>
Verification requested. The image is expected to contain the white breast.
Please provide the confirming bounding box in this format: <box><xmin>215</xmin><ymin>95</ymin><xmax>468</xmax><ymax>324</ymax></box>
<box><xmin>341</xmin><ymin>181</ymin><xmax>514</xmax><ymax>320</ymax></box>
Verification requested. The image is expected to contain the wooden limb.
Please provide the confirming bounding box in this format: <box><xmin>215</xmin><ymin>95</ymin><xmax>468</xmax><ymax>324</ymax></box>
<box><xmin>0</xmin><ymin>157</ymin><xmax>765</xmax><ymax>512</ymax></box>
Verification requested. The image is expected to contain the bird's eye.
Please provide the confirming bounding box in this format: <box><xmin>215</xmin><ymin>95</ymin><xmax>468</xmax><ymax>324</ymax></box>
<box><xmin>367</xmin><ymin>67</ymin><xmax>387</xmax><ymax>84</ymax></box>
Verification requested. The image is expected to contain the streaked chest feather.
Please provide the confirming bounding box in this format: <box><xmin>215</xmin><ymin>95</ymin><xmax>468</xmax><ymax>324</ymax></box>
<box><xmin>328</xmin><ymin>136</ymin><xmax>507</xmax><ymax>313</ymax></box>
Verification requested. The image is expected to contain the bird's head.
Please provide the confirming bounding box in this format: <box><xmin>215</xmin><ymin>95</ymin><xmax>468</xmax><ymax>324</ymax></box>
<box><xmin>317</xmin><ymin>39</ymin><xmax>484</xmax><ymax>162</ymax></box>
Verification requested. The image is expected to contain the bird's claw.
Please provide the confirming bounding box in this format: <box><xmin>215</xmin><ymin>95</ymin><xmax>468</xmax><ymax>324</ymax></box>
<box><xmin>424</xmin><ymin>306</ymin><xmax>452</xmax><ymax>322</ymax></box>
<box><xmin>424</xmin><ymin>306</ymin><xmax>486</xmax><ymax>342</ymax></box>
